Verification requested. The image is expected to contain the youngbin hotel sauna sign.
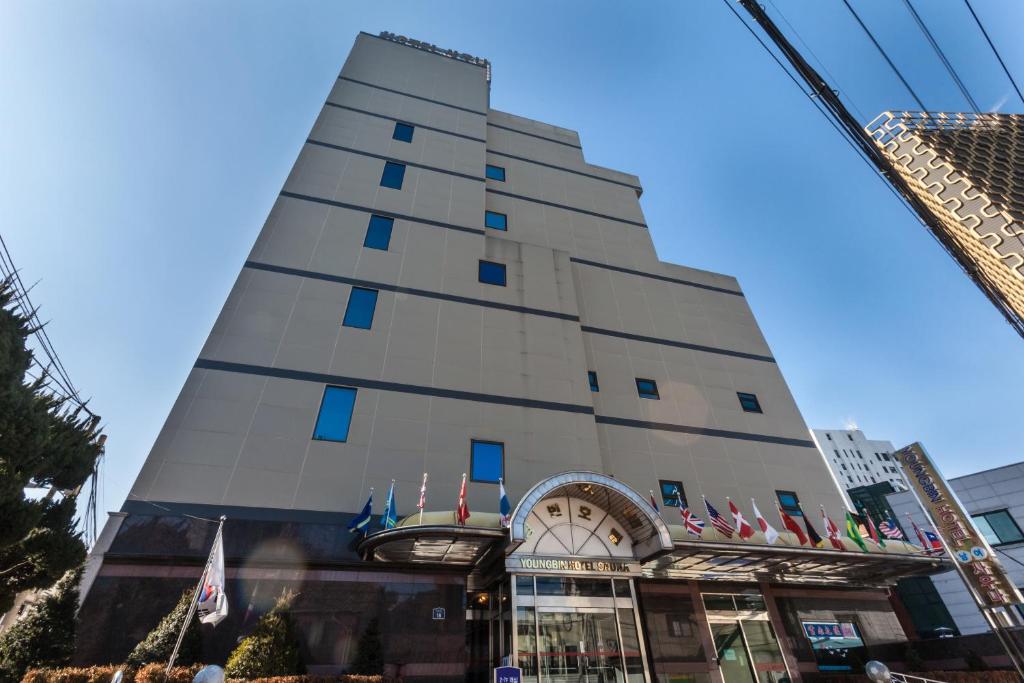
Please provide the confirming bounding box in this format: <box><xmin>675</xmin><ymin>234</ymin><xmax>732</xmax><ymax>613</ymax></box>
<box><xmin>512</xmin><ymin>557</ymin><xmax>639</xmax><ymax>574</ymax></box>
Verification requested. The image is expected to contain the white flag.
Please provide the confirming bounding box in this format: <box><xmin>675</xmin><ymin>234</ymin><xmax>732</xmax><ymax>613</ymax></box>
<box><xmin>751</xmin><ymin>498</ymin><xmax>780</xmax><ymax>545</ymax></box>
<box><xmin>197</xmin><ymin>532</ymin><xmax>228</xmax><ymax>626</ymax></box>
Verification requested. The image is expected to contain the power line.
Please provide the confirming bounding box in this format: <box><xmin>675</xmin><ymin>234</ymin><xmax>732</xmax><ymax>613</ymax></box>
<box><xmin>901</xmin><ymin>0</ymin><xmax>980</xmax><ymax>113</ymax></box>
<box><xmin>963</xmin><ymin>0</ymin><xmax>1024</xmax><ymax>108</ymax></box>
<box><xmin>840</xmin><ymin>0</ymin><xmax>928</xmax><ymax>111</ymax></box>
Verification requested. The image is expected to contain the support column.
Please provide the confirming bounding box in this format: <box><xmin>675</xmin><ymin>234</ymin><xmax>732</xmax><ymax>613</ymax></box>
<box><xmin>759</xmin><ymin>580</ymin><xmax>803</xmax><ymax>683</ymax></box>
<box><xmin>886</xmin><ymin>587</ymin><xmax>919</xmax><ymax>640</ymax></box>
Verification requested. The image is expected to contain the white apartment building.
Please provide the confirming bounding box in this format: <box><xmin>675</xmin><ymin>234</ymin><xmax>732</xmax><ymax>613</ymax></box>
<box><xmin>811</xmin><ymin>428</ymin><xmax>907</xmax><ymax>492</ymax></box>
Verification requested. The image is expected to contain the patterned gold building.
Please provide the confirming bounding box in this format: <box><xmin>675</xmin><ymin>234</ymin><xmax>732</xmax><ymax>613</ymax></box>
<box><xmin>867</xmin><ymin>112</ymin><xmax>1024</xmax><ymax>337</ymax></box>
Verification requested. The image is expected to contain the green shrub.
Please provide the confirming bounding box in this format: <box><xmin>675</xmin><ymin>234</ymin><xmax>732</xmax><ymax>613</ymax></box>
<box><xmin>224</xmin><ymin>593</ymin><xmax>303</xmax><ymax>679</ymax></box>
<box><xmin>126</xmin><ymin>590</ymin><xmax>201</xmax><ymax>667</ymax></box>
<box><xmin>0</xmin><ymin>568</ymin><xmax>81</xmax><ymax>683</ymax></box>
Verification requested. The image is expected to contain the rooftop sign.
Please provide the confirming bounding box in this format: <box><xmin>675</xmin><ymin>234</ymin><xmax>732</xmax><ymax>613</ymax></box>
<box><xmin>378</xmin><ymin>32</ymin><xmax>491</xmax><ymax>81</ymax></box>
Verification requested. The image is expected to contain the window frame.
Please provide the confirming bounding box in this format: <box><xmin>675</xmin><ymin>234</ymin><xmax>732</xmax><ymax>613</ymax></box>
<box><xmin>342</xmin><ymin>286</ymin><xmax>379</xmax><ymax>329</ymax></box>
<box><xmin>588</xmin><ymin>371</ymin><xmax>600</xmax><ymax>392</ymax></box>
<box><xmin>636</xmin><ymin>378</ymin><xmax>660</xmax><ymax>400</ymax></box>
<box><xmin>312</xmin><ymin>385</ymin><xmax>357</xmax><ymax>443</ymax></box>
<box><xmin>484</xmin><ymin>210</ymin><xmax>508</xmax><ymax>231</ymax></box>
<box><xmin>660</xmin><ymin>480</ymin><xmax>687</xmax><ymax>508</ymax></box>
<box><xmin>776</xmin><ymin>490</ymin><xmax>803</xmax><ymax>517</ymax></box>
<box><xmin>363</xmin><ymin>215</ymin><xmax>394</xmax><ymax>251</ymax></box>
<box><xmin>470</xmin><ymin>439</ymin><xmax>505</xmax><ymax>484</ymax></box>
<box><xmin>486</xmin><ymin>164</ymin><xmax>506</xmax><ymax>182</ymax></box>
<box><xmin>737</xmin><ymin>391</ymin><xmax>762</xmax><ymax>413</ymax></box>
<box><xmin>380</xmin><ymin>161</ymin><xmax>406</xmax><ymax>189</ymax></box>
<box><xmin>392</xmin><ymin>121</ymin><xmax>415</xmax><ymax>142</ymax></box>
<box><xmin>478</xmin><ymin>260</ymin><xmax>507</xmax><ymax>287</ymax></box>
<box><xmin>973</xmin><ymin>510</ymin><xmax>1024</xmax><ymax>546</ymax></box>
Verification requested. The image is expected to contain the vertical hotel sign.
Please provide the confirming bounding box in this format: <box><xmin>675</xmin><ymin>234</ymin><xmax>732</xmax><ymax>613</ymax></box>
<box><xmin>897</xmin><ymin>442</ymin><xmax>1023</xmax><ymax>608</ymax></box>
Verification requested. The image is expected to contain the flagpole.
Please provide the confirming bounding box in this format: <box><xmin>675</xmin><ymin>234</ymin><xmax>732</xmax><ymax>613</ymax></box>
<box><xmin>418</xmin><ymin>472</ymin><xmax>428</xmax><ymax>526</ymax></box>
<box><xmin>167</xmin><ymin>515</ymin><xmax>225</xmax><ymax>674</ymax></box>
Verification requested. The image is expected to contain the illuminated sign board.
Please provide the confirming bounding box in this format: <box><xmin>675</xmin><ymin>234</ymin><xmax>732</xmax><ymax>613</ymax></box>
<box><xmin>897</xmin><ymin>442</ymin><xmax>1023</xmax><ymax>608</ymax></box>
<box><xmin>508</xmin><ymin>557</ymin><xmax>640</xmax><ymax>575</ymax></box>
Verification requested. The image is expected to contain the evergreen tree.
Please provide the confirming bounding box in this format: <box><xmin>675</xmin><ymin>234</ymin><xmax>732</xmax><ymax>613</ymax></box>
<box><xmin>349</xmin><ymin>618</ymin><xmax>384</xmax><ymax>675</ymax></box>
<box><xmin>0</xmin><ymin>279</ymin><xmax>104</xmax><ymax>613</ymax></box>
<box><xmin>224</xmin><ymin>592</ymin><xmax>303</xmax><ymax>678</ymax></box>
<box><xmin>126</xmin><ymin>588</ymin><xmax>202</xmax><ymax>667</ymax></box>
<box><xmin>0</xmin><ymin>568</ymin><xmax>81</xmax><ymax>683</ymax></box>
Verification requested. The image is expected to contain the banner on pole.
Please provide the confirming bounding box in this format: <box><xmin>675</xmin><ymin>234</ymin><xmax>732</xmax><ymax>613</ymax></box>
<box><xmin>197</xmin><ymin>531</ymin><xmax>228</xmax><ymax>626</ymax></box>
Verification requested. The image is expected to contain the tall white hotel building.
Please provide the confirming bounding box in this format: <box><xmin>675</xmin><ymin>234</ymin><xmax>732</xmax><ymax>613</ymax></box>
<box><xmin>77</xmin><ymin>32</ymin><xmax>943</xmax><ymax>683</ymax></box>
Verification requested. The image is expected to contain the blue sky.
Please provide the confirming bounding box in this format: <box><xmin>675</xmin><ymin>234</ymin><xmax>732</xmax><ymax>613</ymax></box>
<box><xmin>3</xmin><ymin>1</ymin><xmax>1023</xmax><ymax>521</ymax></box>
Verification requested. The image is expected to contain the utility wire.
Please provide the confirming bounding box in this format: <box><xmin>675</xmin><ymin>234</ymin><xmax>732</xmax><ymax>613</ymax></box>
<box><xmin>901</xmin><ymin>0</ymin><xmax>980</xmax><ymax>113</ymax></box>
<box><xmin>963</xmin><ymin>0</ymin><xmax>1024</xmax><ymax>108</ymax></box>
<box><xmin>840</xmin><ymin>0</ymin><xmax>928</xmax><ymax>111</ymax></box>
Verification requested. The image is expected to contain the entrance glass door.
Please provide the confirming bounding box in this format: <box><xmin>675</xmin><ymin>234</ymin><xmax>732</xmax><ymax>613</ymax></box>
<box><xmin>538</xmin><ymin>608</ymin><xmax>621</xmax><ymax>683</ymax></box>
<box><xmin>711</xmin><ymin>622</ymin><xmax>757</xmax><ymax>683</ymax></box>
<box><xmin>703</xmin><ymin>594</ymin><xmax>790</xmax><ymax>683</ymax></box>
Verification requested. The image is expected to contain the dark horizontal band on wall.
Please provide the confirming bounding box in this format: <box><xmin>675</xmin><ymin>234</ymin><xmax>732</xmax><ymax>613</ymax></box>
<box><xmin>488</xmin><ymin>149</ymin><xmax>642</xmax><ymax>193</ymax></box>
<box><xmin>194</xmin><ymin>359</ymin><xmax>597</xmax><ymax>415</ymax></box>
<box><xmin>570</xmin><ymin>257</ymin><xmax>744</xmax><ymax>297</ymax></box>
<box><xmin>244</xmin><ymin>260</ymin><xmax>580</xmax><ymax>322</ymax></box>
<box><xmin>324</xmin><ymin>102</ymin><xmax>487</xmax><ymax>143</ymax></box>
<box><xmin>486</xmin><ymin>188</ymin><xmax>648</xmax><ymax>228</ymax></box>
<box><xmin>580</xmin><ymin>326</ymin><xmax>775</xmax><ymax>363</ymax></box>
<box><xmin>279</xmin><ymin>191</ymin><xmax>485</xmax><ymax>236</ymax></box>
<box><xmin>338</xmin><ymin>76</ymin><xmax>488</xmax><ymax>116</ymax></box>
<box><xmin>305</xmin><ymin>139</ymin><xmax>484</xmax><ymax>183</ymax></box>
<box><xmin>594</xmin><ymin>415</ymin><xmax>816</xmax><ymax>448</ymax></box>
<box><xmin>122</xmin><ymin>498</ymin><xmax>353</xmax><ymax>525</ymax></box>
<box><xmin>487</xmin><ymin>121</ymin><xmax>583</xmax><ymax>150</ymax></box>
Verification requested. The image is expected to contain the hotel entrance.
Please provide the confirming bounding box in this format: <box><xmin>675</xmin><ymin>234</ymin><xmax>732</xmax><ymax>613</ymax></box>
<box><xmin>513</xmin><ymin>575</ymin><xmax>647</xmax><ymax>683</ymax></box>
<box><xmin>702</xmin><ymin>594</ymin><xmax>790</xmax><ymax>683</ymax></box>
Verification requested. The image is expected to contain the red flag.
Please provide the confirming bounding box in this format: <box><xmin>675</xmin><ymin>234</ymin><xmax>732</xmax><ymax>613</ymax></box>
<box><xmin>906</xmin><ymin>513</ymin><xmax>928</xmax><ymax>550</ymax></box>
<box><xmin>821</xmin><ymin>507</ymin><xmax>845</xmax><ymax>551</ymax></box>
<box><xmin>778</xmin><ymin>506</ymin><xmax>808</xmax><ymax>545</ymax></box>
<box><xmin>864</xmin><ymin>511</ymin><xmax>883</xmax><ymax>545</ymax></box>
<box><xmin>728</xmin><ymin>499</ymin><xmax>755</xmax><ymax>540</ymax></box>
<box><xmin>456</xmin><ymin>473</ymin><xmax>470</xmax><ymax>525</ymax></box>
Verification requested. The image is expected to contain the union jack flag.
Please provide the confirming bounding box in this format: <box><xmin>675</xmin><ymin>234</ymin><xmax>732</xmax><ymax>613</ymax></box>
<box><xmin>878</xmin><ymin>519</ymin><xmax>905</xmax><ymax>540</ymax></box>
<box><xmin>704</xmin><ymin>498</ymin><xmax>735</xmax><ymax>538</ymax></box>
<box><xmin>680</xmin><ymin>506</ymin><xmax>705</xmax><ymax>537</ymax></box>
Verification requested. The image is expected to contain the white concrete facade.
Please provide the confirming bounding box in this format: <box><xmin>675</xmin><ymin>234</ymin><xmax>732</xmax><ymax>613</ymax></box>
<box><xmin>888</xmin><ymin>461</ymin><xmax>1024</xmax><ymax>635</ymax></box>
<box><xmin>124</xmin><ymin>32</ymin><xmax>846</xmax><ymax>531</ymax></box>
<box><xmin>811</xmin><ymin>428</ymin><xmax>907</xmax><ymax>492</ymax></box>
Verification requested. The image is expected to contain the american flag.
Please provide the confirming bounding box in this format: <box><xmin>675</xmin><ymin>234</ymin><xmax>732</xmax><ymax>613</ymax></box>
<box><xmin>878</xmin><ymin>518</ymin><xmax>905</xmax><ymax>540</ymax></box>
<box><xmin>704</xmin><ymin>498</ymin><xmax>735</xmax><ymax>538</ymax></box>
<box><xmin>681</xmin><ymin>507</ymin><xmax>705</xmax><ymax>537</ymax></box>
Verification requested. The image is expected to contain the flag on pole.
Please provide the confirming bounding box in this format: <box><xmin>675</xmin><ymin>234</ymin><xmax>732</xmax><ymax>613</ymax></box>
<box><xmin>905</xmin><ymin>513</ymin><xmax>929</xmax><ymax>549</ymax></box>
<box><xmin>348</xmin><ymin>490</ymin><xmax>373</xmax><ymax>536</ymax></box>
<box><xmin>923</xmin><ymin>529</ymin><xmax>945</xmax><ymax>555</ymax></box>
<box><xmin>498</xmin><ymin>478</ymin><xmax>511</xmax><ymax>527</ymax></box>
<box><xmin>778</xmin><ymin>506</ymin><xmax>808</xmax><ymax>546</ymax></box>
<box><xmin>197</xmin><ymin>530</ymin><xmax>228</xmax><ymax>626</ymax></box>
<box><xmin>381</xmin><ymin>480</ymin><xmax>397</xmax><ymax>530</ymax></box>
<box><xmin>863</xmin><ymin>511</ymin><xmax>886</xmax><ymax>548</ymax></box>
<box><xmin>649</xmin><ymin>490</ymin><xmax>660</xmax><ymax>512</ymax></box>
<box><xmin>751</xmin><ymin>498</ymin><xmax>779</xmax><ymax>544</ymax></box>
<box><xmin>821</xmin><ymin>507</ymin><xmax>845</xmax><ymax>551</ymax></box>
<box><xmin>456</xmin><ymin>473</ymin><xmax>470</xmax><ymax>525</ymax></box>
<box><xmin>878</xmin><ymin>518</ymin><xmax>905</xmax><ymax>540</ymax></box>
<box><xmin>846</xmin><ymin>511</ymin><xmax>869</xmax><ymax>552</ymax></box>
<box><xmin>681</xmin><ymin>507</ymin><xmax>705</xmax><ymax>537</ymax></box>
<box><xmin>802</xmin><ymin>509</ymin><xmax>825</xmax><ymax>548</ymax></box>
<box><xmin>704</xmin><ymin>498</ymin><xmax>735</xmax><ymax>538</ymax></box>
<box><xmin>418</xmin><ymin>473</ymin><xmax>428</xmax><ymax>508</ymax></box>
<box><xmin>728</xmin><ymin>499</ymin><xmax>755</xmax><ymax>540</ymax></box>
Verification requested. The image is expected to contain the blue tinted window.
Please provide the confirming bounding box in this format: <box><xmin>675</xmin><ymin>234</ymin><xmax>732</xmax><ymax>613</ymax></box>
<box><xmin>393</xmin><ymin>122</ymin><xmax>414</xmax><ymax>142</ymax></box>
<box><xmin>471</xmin><ymin>440</ymin><xmax>504</xmax><ymax>483</ymax></box>
<box><xmin>343</xmin><ymin>287</ymin><xmax>378</xmax><ymax>329</ymax></box>
<box><xmin>363</xmin><ymin>215</ymin><xmax>394</xmax><ymax>250</ymax></box>
<box><xmin>777</xmin><ymin>490</ymin><xmax>802</xmax><ymax>517</ymax></box>
<box><xmin>636</xmin><ymin>378</ymin><xmax>659</xmax><ymax>400</ymax></box>
<box><xmin>380</xmin><ymin>162</ymin><xmax>406</xmax><ymax>189</ymax></box>
<box><xmin>478</xmin><ymin>260</ymin><xmax>506</xmax><ymax>286</ymax></box>
<box><xmin>588</xmin><ymin>371</ymin><xmax>599</xmax><ymax>392</ymax></box>
<box><xmin>486</xmin><ymin>164</ymin><xmax>506</xmax><ymax>181</ymax></box>
<box><xmin>312</xmin><ymin>386</ymin><xmax>357</xmax><ymax>442</ymax></box>
<box><xmin>660</xmin><ymin>480</ymin><xmax>686</xmax><ymax>507</ymax></box>
<box><xmin>484</xmin><ymin>211</ymin><xmax>507</xmax><ymax>231</ymax></box>
<box><xmin>738</xmin><ymin>392</ymin><xmax>762</xmax><ymax>413</ymax></box>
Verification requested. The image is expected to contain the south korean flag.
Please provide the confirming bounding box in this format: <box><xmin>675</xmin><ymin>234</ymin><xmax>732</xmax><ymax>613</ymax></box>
<box><xmin>197</xmin><ymin>532</ymin><xmax>228</xmax><ymax>626</ymax></box>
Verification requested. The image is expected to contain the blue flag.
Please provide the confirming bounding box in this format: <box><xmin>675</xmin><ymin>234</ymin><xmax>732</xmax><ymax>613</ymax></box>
<box><xmin>381</xmin><ymin>481</ymin><xmax>397</xmax><ymax>529</ymax></box>
<box><xmin>498</xmin><ymin>479</ymin><xmax>511</xmax><ymax>527</ymax></box>
<box><xmin>348</xmin><ymin>490</ymin><xmax>373</xmax><ymax>535</ymax></box>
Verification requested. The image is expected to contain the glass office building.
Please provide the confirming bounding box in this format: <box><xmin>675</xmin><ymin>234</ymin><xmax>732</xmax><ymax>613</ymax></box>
<box><xmin>77</xmin><ymin>32</ymin><xmax>946</xmax><ymax>683</ymax></box>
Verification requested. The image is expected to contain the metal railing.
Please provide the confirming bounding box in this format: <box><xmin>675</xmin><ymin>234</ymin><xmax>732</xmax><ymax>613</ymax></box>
<box><xmin>890</xmin><ymin>671</ymin><xmax>947</xmax><ymax>683</ymax></box>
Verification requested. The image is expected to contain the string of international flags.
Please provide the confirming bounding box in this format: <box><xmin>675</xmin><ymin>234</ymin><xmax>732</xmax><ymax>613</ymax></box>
<box><xmin>343</xmin><ymin>474</ymin><xmax>944</xmax><ymax>556</ymax></box>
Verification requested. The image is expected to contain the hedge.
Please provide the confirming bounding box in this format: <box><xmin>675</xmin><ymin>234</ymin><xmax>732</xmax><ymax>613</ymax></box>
<box><xmin>21</xmin><ymin>670</ymin><xmax>385</xmax><ymax>683</ymax></box>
